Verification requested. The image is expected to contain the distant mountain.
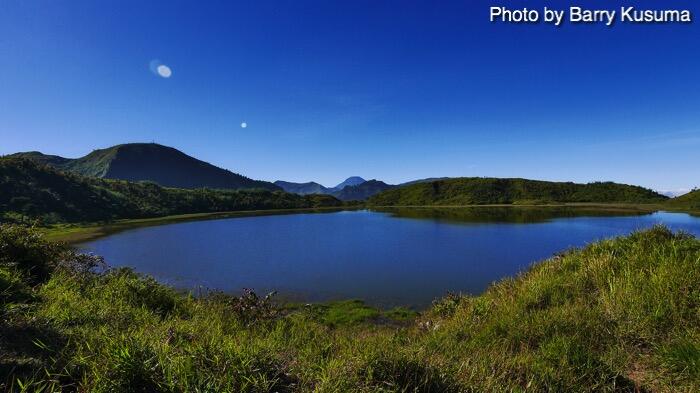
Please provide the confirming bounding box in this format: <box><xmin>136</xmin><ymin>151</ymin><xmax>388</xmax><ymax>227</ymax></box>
<box><xmin>330</xmin><ymin>176</ymin><xmax>366</xmax><ymax>192</ymax></box>
<box><xmin>368</xmin><ymin>178</ymin><xmax>669</xmax><ymax>206</ymax></box>
<box><xmin>9</xmin><ymin>151</ymin><xmax>72</xmax><ymax>167</ymax></box>
<box><xmin>0</xmin><ymin>157</ymin><xmax>340</xmax><ymax>223</ymax></box>
<box><xmin>10</xmin><ymin>143</ymin><xmax>279</xmax><ymax>191</ymax></box>
<box><xmin>660</xmin><ymin>189</ymin><xmax>691</xmax><ymax>198</ymax></box>
<box><xmin>274</xmin><ymin>181</ymin><xmax>331</xmax><ymax>195</ymax></box>
<box><xmin>333</xmin><ymin>180</ymin><xmax>394</xmax><ymax>201</ymax></box>
<box><xmin>275</xmin><ymin>177</ymin><xmax>392</xmax><ymax>201</ymax></box>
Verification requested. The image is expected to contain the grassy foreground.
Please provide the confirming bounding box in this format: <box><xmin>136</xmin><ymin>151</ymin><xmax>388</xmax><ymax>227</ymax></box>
<box><xmin>2</xmin><ymin>225</ymin><xmax>700</xmax><ymax>392</ymax></box>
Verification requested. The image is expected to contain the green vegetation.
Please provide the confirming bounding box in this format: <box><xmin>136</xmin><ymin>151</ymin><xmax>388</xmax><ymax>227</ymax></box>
<box><xmin>667</xmin><ymin>189</ymin><xmax>700</xmax><ymax>211</ymax></box>
<box><xmin>2</xmin><ymin>224</ymin><xmax>699</xmax><ymax>391</ymax></box>
<box><xmin>368</xmin><ymin>177</ymin><xmax>669</xmax><ymax>206</ymax></box>
<box><xmin>0</xmin><ymin>158</ymin><xmax>342</xmax><ymax>224</ymax></box>
<box><xmin>10</xmin><ymin>143</ymin><xmax>280</xmax><ymax>191</ymax></box>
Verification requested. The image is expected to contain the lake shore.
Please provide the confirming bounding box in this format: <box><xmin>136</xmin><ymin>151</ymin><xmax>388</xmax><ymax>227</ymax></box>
<box><xmin>42</xmin><ymin>206</ymin><xmax>355</xmax><ymax>244</ymax></box>
<box><xmin>44</xmin><ymin>202</ymin><xmax>699</xmax><ymax>244</ymax></box>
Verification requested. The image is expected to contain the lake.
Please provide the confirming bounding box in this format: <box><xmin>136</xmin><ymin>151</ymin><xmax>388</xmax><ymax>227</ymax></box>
<box><xmin>79</xmin><ymin>208</ymin><xmax>700</xmax><ymax>308</ymax></box>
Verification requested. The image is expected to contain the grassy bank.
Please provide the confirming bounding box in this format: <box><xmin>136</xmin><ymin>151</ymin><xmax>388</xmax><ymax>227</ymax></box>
<box><xmin>2</xmin><ymin>224</ymin><xmax>700</xmax><ymax>391</ymax></box>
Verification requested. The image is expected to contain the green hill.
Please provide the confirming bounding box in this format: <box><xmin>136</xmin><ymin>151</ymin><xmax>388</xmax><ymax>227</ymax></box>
<box><xmin>368</xmin><ymin>177</ymin><xmax>668</xmax><ymax>206</ymax></box>
<box><xmin>667</xmin><ymin>189</ymin><xmax>700</xmax><ymax>210</ymax></box>
<box><xmin>10</xmin><ymin>143</ymin><xmax>279</xmax><ymax>191</ymax></box>
<box><xmin>0</xmin><ymin>158</ymin><xmax>340</xmax><ymax>224</ymax></box>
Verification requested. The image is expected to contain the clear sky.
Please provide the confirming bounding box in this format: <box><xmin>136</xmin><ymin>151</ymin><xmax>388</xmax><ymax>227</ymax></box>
<box><xmin>1</xmin><ymin>0</ymin><xmax>698</xmax><ymax>192</ymax></box>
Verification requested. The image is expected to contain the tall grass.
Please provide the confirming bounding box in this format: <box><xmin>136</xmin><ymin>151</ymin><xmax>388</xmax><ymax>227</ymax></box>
<box><xmin>2</xmin><ymin>224</ymin><xmax>699</xmax><ymax>391</ymax></box>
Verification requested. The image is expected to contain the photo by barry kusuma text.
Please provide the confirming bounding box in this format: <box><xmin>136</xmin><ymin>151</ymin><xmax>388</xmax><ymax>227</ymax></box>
<box><xmin>490</xmin><ymin>6</ymin><xmax>692</xmax><ymax>26</ymax></box>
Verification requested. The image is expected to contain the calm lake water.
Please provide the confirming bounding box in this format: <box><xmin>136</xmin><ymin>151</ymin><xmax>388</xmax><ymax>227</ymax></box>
<box><xmin>80</xmin><ymin>208</ymin><xmax>700</xmax><ymax>308</ymax></box>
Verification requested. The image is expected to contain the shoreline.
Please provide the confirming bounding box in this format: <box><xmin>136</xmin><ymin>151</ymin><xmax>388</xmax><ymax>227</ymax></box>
<box><xmin>42</xmin><ymin>206</ymin><xmax>353</xmax><ymax>244</ymax></box>
<box><xmin>41</xmin><ymin>202</ymin><xmax>699</xmax><ymax>245</ymax></box>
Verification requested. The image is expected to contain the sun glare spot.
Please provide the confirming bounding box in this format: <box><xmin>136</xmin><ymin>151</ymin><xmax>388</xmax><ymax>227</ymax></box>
<box><xmin>157</xmin><ymin>65</ymin><xmax>172</xmax><ymax>78</ymax></box>
<box><xmin>149</xmin><ymin>59</ymin><xmax>172</xmax><ymax>78</ymax></box>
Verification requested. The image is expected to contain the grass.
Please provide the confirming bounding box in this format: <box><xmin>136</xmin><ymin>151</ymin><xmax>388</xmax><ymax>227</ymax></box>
<box><xmin>2</xmin><ymin>224</ymin><xmax>700</xmax><ymax>391</ymax></box>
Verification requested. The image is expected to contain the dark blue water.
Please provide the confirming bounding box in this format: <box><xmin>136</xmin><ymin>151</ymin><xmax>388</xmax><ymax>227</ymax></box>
<box><xmin>80</xmin><ymin>209</ymin><xmax>700</xmax><ymax>308</ymax></box>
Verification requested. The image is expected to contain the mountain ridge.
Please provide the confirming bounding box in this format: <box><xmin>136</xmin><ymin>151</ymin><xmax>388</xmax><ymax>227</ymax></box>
<box><xmin>273</xmin><ymin>181</ymin><xmax>331</xmax><ymax>195</ymax></box>
<box><xmin>368</xmin><ymin>177</ymin><xmax>669</xmax><ymax>206</ymax></box>
<box><xmin>274</xmin><ymin>177</ymin><xmax>393</xmax><ymax>201</ymax></box>
<box><xmin>330</xmin><ymin>176</ymin><xmax>366</xmax><ymax>192</ymax></box>
<box><xmin>10</xmin><ymin>143</ymin><xmax>280</xmax><ymax>191</ymax></box>
<box><xmin>332</xmin><ymin>180</ymin><xmax>394</xmax><ymax>201</ymax></box>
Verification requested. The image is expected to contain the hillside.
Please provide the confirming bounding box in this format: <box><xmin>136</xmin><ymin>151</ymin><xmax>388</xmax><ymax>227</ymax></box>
<box><xmin>10</xmin><ymin>143</ymin><xmax>279</xmax><ymax>191</ymax></box>
<box><xmin>368</xmin><ymin>177</ymin><xmax>668</xmax><ymax>206</ymax></box>
<box><xmin>667</xmin><ymin>189</ymin><xmax>700</xmax><ymax>210</ymax></box>
<box><xmin>274</xmin><ymin>181</ymin><xmax>330</xmax><ymax>195</ymax></box>
<box><xmin>333</xmin><ymin>179</ymin><xmax>394</xmax><ymax>201</ymax></box>
<box><xmin>399</xmin><ymin>177</ymin><xmax>451</xmax><ymax>186</ymax></box>
<box><xmin>2</xmin><ymin>225</ymin><xmax>699</xmax><ymax>391</ymax></box>
<box><xmin>0</xmin><ymin>158</ymin><xmax>341</xmax><ymax>224</ymax></box>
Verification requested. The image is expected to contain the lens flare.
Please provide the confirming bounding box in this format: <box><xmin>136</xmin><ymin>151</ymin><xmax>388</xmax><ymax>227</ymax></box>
<box><xmin>149</xmin><ymin>59</ymin><xmax>172</xmax><ymax>78</ymax></box>
<box><xmin>157</xmin><ymin>65</ymin><xmax>172</xmax><ymax>78</ymax></box>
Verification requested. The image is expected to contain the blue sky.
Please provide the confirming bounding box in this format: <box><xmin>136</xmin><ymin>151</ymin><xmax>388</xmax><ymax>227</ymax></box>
<box><xmin>1</xmin><ymin>0</ymin><xmax>698</xmax><ymax>192</ymax></box>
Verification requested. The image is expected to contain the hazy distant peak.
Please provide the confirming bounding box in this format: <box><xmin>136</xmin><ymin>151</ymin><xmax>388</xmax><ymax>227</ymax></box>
<box><xmin>332</xmin><ymin>176</ymin><xmax>366</xmax><ymax>191</ymax></box>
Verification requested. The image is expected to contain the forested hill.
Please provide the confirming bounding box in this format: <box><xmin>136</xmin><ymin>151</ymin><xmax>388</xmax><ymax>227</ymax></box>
<box><xmin>10</xmin><ymin>143</ymin><xmax>279</xmax><ymax>191</ymax></box>
<box><xmin>0</xmin><ymin>158</ymin><xmax>341</xmax><ymax>224</ymax></box>
<box><xmin>368</xmin><ymin>177</ymin><xmax>668</xmax><ymax>206</ymax></box>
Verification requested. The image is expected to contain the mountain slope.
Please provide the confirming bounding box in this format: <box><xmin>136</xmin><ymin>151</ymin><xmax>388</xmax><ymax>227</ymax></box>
<box><xmin>0</xmin><ymin>158</ymin><xmax>340</xmax><ymax>223</ymax></box>
<box><xmin>333</xmin><ymin>180</ymin><xmax>394</xmax><ymax>201</ymax></box>
<box><xmin>275</xmin><ymin>177</ymin><xmax>392</xmax><ymax>200</ymax></box>
<box><xmin>11</xmin><ymin>143</ymin><xmax>279</xmax><ymax>191</ymax></box>
<box><xmin>399</xmin><ymin>177</ymin><xmax>451</xmax><ymax>186</ymax></box>
<box><xmin>330</xmin><ymin>176</ymin><xmax>366</xmax><ymax>192</ymax></box>
<box><xmin>274</xmin><ymin>181</ymin><xmax>331</xmax><ymax>195</ymax></box>
<box><xmin>368</xmin><ymin>177</ymin><xmax>668</xmax><ymax>206</ymax></box>
<box><xmin>8</xmin><ymin>151</ymin><xmax>72</xmax><ymax>167</ymax></box>
<box><xmin>667</xmin><ymin>189</ymin><xmax>700</xmax><ymax>210</ymax></box>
